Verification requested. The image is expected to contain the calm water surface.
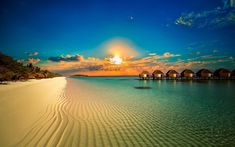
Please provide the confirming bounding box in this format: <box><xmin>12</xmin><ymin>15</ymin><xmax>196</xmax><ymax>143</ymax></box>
<box><xmin>71</xmin><ymin>76</ymin><xmax>235</xmax><ymax>146</ymax></box>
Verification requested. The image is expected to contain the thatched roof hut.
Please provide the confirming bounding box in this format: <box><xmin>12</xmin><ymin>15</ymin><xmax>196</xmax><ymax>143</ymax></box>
<box><xmin>196</xmin><ymin>69</ymin><xmax>212</xmax><ymax>78</ymax></box>
<box><xmin>213</xmin><ymin>68</ymin><xmax>231</xmax><ymax>79</ymax></box>
<box><xmin>152</xmin><ymin>70</ymin><xmax>164</xmax><ymax>79</ymax></box>
<box><xmin>181</xmin><ymin>69</ymin><xmax>194</xmax><ymax>78</ymax></box>
<box><xmin>166</xmin><ymin>70</ymin><xmax>179</xmax><ymax>79</ymax></box>
<box><xmin>139</xmin><ymin>71</ymin><xmax>150</xmax><ymax>80</ymax></box>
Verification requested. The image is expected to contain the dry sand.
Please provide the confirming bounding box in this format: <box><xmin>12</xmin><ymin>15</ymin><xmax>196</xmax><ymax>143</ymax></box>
<box><xmin>0</xmin><ymin>77</ymin><xmax>66</xmax><ymax>147</ymax></box>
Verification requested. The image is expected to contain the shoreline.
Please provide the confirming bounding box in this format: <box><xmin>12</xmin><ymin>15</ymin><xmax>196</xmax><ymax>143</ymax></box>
<box><xmin>0</xmin><ymin>77</ymin><xmax>62</xmax><ymax>84</ymax></box>
<box><xmin>0</xmin><ymin>77</ymin><xmax>66</xmax><ymax>92</ymax></box>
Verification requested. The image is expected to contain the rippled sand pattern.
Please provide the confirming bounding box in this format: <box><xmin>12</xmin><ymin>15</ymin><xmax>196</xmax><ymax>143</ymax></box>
<box><xmin>16</xmin><ymin>78</ymin><xmax>235</xmax><ymax>147</ymax></box>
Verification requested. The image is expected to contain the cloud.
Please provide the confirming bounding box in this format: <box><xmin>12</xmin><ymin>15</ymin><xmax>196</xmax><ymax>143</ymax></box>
<box><xmin>144</xmin><ymin>52</ymin><xmax>180</xmax><ymax>61</ymax></box>
<box><xmin>26</xmin><ymin>52</ymin><xmax>38</xmax><ymax>56</ymax></box>
<box><xmin>17</xmin><ymin>59</ymin><xmax>25</xmax><ymax>63</ymax></box>
<box><xmin>186</xmin><ymin>54</ymin><xmax>229</xmax><ymax>63</ymax></box>
<box><xmin>17</xmin><ymin>58</ymin><xmax>40</xmax><ymax>64</ymax></box>
<box><xmin>163</xmin><ymin>52</ymin><xmax>180</xmax><ymax>58</ymax></box>
<box><xmin>39</xmin><ymin>51</ymin><xmax>235</xmax><ymax>76</ymax></box>
<box><xmin>223</xmin><ymin>0</ymin><xmax>235</xmax><ymax>8</ymax></box>
<box><xmin>48</xmin><ymin>54</ymin><xmax>84</xmax><ymax>62</ymax></box>
<box><xmin>41</xmin><ymin>52</ymin><xmax>181</xmax><ymax>75</ymax></box>
<box><xmin>196</xmin><ymin>51</ymin><xmax>201</xmax><ymax>55</ymax></box>
<box><xmin>148</xmin><ymin>53</ymin><xmax>156</xmax><ymax>56</ymax></box>
<box><xmin>28</xmin><ymin>58</ymin><xmax>40</xmax><ymax>64</ymax></box>
<box><xmin>175</xmin><ymin>6</ymin><xmax>235</xmax><ymax>29</ymax></box>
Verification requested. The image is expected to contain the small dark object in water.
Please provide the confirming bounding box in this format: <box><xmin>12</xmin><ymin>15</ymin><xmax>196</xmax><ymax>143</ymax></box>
<box><xmin>134</xmin><ymin>86</ymin><xmax>152</xmax><ymax>89</ymax></box>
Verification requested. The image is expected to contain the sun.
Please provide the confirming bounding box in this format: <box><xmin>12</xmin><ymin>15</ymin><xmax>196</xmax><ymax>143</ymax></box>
<box><xmin>110</xmin><ymin>55</ymin><xmax>123</xmax><ymax>65</ymax></box>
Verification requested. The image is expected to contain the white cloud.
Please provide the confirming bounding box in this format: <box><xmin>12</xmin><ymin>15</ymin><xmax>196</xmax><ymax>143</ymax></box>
<box><xmin>26</xmin><ymin>52</ymin><xmax>38</xmax><ymax>56</ymax></box>
<box><xmin>175</xmin><ymin>6</ymin><xmax>235</xmax><ymax>29</ymax></box>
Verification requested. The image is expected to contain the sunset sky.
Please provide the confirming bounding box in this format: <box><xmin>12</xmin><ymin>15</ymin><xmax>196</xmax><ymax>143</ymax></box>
<box><xmin>1</xmin><ymin>0</ymin><xmax>235</xmax><ymax>75</ymax></box>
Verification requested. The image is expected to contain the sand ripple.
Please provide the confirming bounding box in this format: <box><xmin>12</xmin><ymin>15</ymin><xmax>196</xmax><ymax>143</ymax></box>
<box><xmin>15</xmin><ymin>78</ymin><xmax>235</xmax><ymax>147</ymax></box>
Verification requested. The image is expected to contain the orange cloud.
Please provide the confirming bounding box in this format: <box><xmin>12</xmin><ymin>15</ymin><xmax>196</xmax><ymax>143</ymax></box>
<box><xmin>39</xmin><ymin>52</ymin><xmax>234</xmax><ymax>76</ymax></box>
<box><xmin>40</xmin><ymin>52</ymin><xmax>178</xmax><ymax>75</ymax></box>
<box><xmin>28</xmin><ymin>58</ymin><xmax>40</xmax><ymax>64</ymax></box>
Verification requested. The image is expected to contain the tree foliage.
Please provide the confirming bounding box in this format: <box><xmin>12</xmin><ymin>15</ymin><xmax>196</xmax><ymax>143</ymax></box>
<box><xmin>0</xmin><ymin>52</ymin><xmax>60</xmax><ymax>82</ymax></box>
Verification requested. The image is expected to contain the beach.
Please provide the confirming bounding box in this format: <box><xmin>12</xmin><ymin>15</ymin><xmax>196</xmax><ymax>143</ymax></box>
<box><xmin>1</xmin><ymin>0</ymin><xmax>235</xmax><ymax>146</ymax></box>
<box><xmin>0</xmin><ymin>77</ymin><xmax>235</xmax><ymax>147</ymax></box>
<box><xmin>0</xmin><ymin>77</ymin><xmax>66</xmax><ymax>146</ymax></box>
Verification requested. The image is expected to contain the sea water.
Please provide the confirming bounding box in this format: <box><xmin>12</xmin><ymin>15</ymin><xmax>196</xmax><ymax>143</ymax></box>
<box><xmin>70</xmin><ymin>76</ymin><xmax>235</xmax><ymax>146</ymax></box>
<box><xmin>16</xmin><ymin>76</ymin><xmax>235</xmax><ymax>147</ymax></box>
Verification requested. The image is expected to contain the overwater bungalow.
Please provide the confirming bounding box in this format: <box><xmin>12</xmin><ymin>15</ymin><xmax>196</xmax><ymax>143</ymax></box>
<box><xmin>231</xmin><ymin>69</ymin><xmax>235</xmax><ymax>79</ymax></box>
<box><xmin>139</xmin><ymin>71</ymin><xmax>150</xmax><ymax>80</ymax></box>
<box><xmin>152</xmin><ymin>70</ymin><xmax>164</xmax><ymax>80</ymax></box>
<box><xmin>213</xmin><ymin>68</ymin><xmax>231</xmax><ymax>79</ymax></box>
<box><xmin>166</xmin><ymin>70</ymin><xmax>179</xmax><ymax>79</ymax></box>
<box><xmin>181</xmin><ymin>69</ymin><xmax>194</xmax><ymax>79</ymax></box>
<box><xmin>196</xmin><ymin>69</ymin><xmax>213</xmax><ymax>79</ymax></box>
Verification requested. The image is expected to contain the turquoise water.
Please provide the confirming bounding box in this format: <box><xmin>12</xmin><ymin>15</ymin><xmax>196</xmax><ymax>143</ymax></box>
<box><xmin>15</xmin><ymin>76</ymin><xmax>235</xmax><ymax>147</ymax></box>
<box><xmin>71</xmin><ymin>76</ymin><xmax>235</xmax><ymax>146</ymax></box>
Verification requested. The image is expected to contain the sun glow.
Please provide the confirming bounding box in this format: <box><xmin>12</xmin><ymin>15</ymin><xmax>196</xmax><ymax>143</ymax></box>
<box><xmin>110</xmin><ymin>55</ymin><xmax>123</xmax><ymax>65</ymax></box>
<box><xmin>104</xmin><ymin>38</ymin><xmax>139</xmax><ymax>58</ymax></box>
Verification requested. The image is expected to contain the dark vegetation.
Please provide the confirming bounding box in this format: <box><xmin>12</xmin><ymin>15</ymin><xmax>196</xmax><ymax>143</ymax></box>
<box><xmin>0</xmin><ymin>52</ymin><xmax>61</xmax><ymax>82</ymax></box>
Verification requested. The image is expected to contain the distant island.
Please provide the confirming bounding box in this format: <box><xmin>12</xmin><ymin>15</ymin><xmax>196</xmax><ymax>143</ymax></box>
<box><xmin>0</xmin><ymin>52</ymin><xmax>61</xmax><ymax>82</ymax></box>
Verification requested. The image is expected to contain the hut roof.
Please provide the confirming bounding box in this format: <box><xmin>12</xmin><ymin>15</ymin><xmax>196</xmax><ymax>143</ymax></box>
<box><xmin>181</xmin><ymin>69</ymin><xmax>194</xmax><ymax>75</ymax></box>
<box><xmin>214</xmin><ymin>68</ymin><xmax>231</xmax><ymax>76</ymax></box>
<box><xmin>140</xmin><ymin>71</ymin><xmax>150</xmax><ymax>75</ymax></box>
<box><xmin>152</xmin><ymin>70</ymin><xmax>164</xmax><ymax>75</ymax></box>
<box><xmin>166</xmin><ymin>70</ymin><xmax>178</xmax><ymax>75</ymax></box>
<box><xmin>196</xmin><ymin>69</ymin><xmax>212</xmax><ymax>75</ymax></box>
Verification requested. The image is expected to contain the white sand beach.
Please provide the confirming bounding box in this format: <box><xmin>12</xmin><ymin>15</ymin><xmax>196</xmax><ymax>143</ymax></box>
<box><xmin>0</xmin><ymin>77</ymin><xmax>66</xmax><ymax>147</ymax></box>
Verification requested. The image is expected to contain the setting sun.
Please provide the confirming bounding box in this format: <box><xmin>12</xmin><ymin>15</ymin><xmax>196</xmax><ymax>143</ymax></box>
<box><xmin>110</xmin><ymin>55</ymin><xmax>123</xmax><ymax>65</ymax></box>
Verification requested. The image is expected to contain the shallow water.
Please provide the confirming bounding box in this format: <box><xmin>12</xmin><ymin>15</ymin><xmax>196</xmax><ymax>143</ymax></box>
<box><xmin>17</xmin><ymin>77</ymin><xmax>235</xmax><ymax>146</ymax></box>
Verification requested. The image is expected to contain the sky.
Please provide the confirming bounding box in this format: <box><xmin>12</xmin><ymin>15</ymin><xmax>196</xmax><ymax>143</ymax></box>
<box><xmin>0</xmin><ymin>0</ymin><xmax>235</xmax><ymax>75</ymax></box>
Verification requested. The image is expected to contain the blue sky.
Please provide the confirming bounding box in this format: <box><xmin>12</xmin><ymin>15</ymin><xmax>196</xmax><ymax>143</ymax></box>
<box><xmin>0</xmin><ymin>0</ymin><xmax>235</xmax><ymax>75</ymax></box>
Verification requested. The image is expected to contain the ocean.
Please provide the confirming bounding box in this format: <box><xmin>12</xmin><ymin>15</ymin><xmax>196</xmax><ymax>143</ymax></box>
<box><xmin>65</xmin><ymin>76</ymin><xmax>235</xmax><ymax>146</ymax></box>
<box><xmin>15</xmin><ymin>76</ymin><xmax>235</xmax><ymax>147</ymax></box>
